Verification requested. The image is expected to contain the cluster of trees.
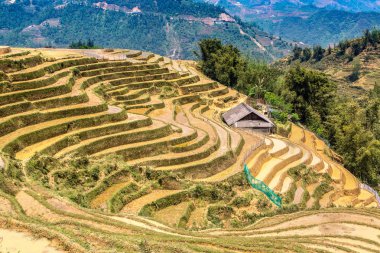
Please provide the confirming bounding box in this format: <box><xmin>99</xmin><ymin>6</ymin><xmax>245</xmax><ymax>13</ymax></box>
<box><xmin>197</xmin><ymin>39</ymin><xmax>281</xmax><ymax>92</ymax></box>
<box><xmin>338</xmin><ymin>29</ymin><xmax>380</xmax><ymax>57</ymax></box>
<box><xmin>69</xmin><ymin>39</ymin><xmax>100</xmax><ymax>49</ymax></box>
<box><xmin>292</xmin><ymin>45</ymin><xmax>328</xmax><ymax>62</ymax></box>
<box><xmin>198</xmin><ymin>38</ymin><xmax>380</xmax><ymax>188</ymax></box>
<box><xmin>292</xmin><ymin>29</ymin><xmax>380</xmax><ymax>64</ymax></box>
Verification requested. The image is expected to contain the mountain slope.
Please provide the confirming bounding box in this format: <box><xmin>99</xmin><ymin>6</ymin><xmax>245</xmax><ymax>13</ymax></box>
<box><xmin>0</xmin><ymin>0</ymin><xmax>291</xmax><ymax>60</ymax></box>
<box><xmin>201</xmin><ymin>0</ymin><xmax>380</xmax><ymax>47</ymax></box>
<box><xmin>203</xmin><ymin>0</ymin><xmax>380</xmax><ymax>19</ymax></box>
<box><xmin>268</xmin><ymin>10</ymin><xmax>380</xmax><ymax>46</ymax></box>
<box><xmin>277</xmin><ymin>30</ymin><xmax>380</xmax><ymax>100</ymax></box>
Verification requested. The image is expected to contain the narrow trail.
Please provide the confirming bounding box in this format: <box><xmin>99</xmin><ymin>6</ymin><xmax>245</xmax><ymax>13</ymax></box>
<box><xmin>238</xmin><ymin>25</ymin><xmax>276</xmax><ymax>60</ymax></box>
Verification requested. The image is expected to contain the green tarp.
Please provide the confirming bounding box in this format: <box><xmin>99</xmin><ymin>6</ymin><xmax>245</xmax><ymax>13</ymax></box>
<box><xmin>244</xmin><ymin>164</ymin><xmax>282</xmax><ymax>207</ymax></box>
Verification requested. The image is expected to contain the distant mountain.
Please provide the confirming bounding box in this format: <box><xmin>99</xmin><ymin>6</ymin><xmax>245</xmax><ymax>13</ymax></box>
<box><xmin>200</xmin><ymin>0</ymin><xmax>380</xmax><ymax>47</ymax></box>
<box><xmin>201</xmin><ymin>0</ymin><xmax>380</xmax><ymax>20</ymax></box>
<box><xmin>0</xmin><ymin>0</ymin><xmax>291</xmax><ymax>60</ymax></box>
<box><xmin>267</xmin><ymin>10</ymin><xmax>380</xmax><ymax>47</ymax></box>
<box><xmin>309</xmin><ymin>0</ymin><xmax>380</xmax><ymax>12</ymax></box>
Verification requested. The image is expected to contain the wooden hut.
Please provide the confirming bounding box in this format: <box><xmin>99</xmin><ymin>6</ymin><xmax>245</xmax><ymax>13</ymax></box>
<box><xmin>222</xmin><ymin>103</ymin><xmax>275</xmax><ymax>134</ymax></box>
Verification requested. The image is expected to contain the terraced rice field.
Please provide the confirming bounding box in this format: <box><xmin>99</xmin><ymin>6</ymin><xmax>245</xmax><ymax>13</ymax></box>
<box><xmin>0</xmin><ymin>48</ymin><xmax>379</xmax><ymax>252</ymax></box>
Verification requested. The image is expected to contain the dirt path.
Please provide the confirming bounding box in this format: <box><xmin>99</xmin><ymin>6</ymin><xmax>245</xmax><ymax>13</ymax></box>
<box><xmin>268</xmin><ymin>146</ymin><xmax>311</xmax><ymax>190</ymax></box>
<box><xmin>237</xmin><ymin>24</ymin><xmax>276</xmax><ymax>61</ymax></box>
<box><xmin>254</xmin><ymin>212</ymin><xmax>380</xmax><ymax>232</ymax></box>
<box><xmin>200</xmin><ymin>130</ymin><xmax>264</xmax><ymax>182</ymax></box>
<box><xmin>15</xmin><ymin>191</ymin><xmax>63</xmax><ymax>222</ymax></box>
<box><xmin>0</xmin><ymin>229</ymin><xmax>65</xmax><ymax>253</ymax></box>
<box><xmin>110</xmin><ymin>216</ymin><xmax>193</xmax><ymax>238</ymax></box>
<box><xmin>256</xmin><ymin>143</ymin><xmax>302</xmax><ymax>183</ymax></box>
<box><xmin>246</xmin><ymin>222</ymin><xmax>380</xmax><ymax>243</ymax></box>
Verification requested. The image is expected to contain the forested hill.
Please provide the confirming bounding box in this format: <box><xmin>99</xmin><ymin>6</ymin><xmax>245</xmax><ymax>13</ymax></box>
<box><xmin>202</xmin><ymin>0</ymin><xmax>380</xmax><ymax>48</ymax></box>
<box><xmin>283</xmin><ymin>29</ymin><xmax>380</xmax><ymax>94</ymax></box>
<box><xmin>266</xmin><ymin>10</ymin><xmax>380</xmax><ymax>47</ymax></box>
<box><xmin>0</xmin><ymin>0</ymin><xmax>290</xmax><ymax>60</ymax></box>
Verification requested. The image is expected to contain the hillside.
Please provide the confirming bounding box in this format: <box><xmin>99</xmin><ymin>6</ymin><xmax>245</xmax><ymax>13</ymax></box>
<box><xmin>0</xmin><ymin>0</ymin><xmax>291</xmax><ymax>61</ymax></box>
<box><xmin>0</xmin><ymin>46</ymin><xmax>379</xmax><ymax>252</ymax></box>
<box><xmin>202</xmin><ymin>0</ymin><xmax>380</xmax><ymax>47</ymax></box>
<box><xmin>266</xmin><ymin>10</ymin><xmax>380</xmax><ymax>47</ymax></box>
<box><xmin>202</xmin><ymin>0</ymin><xmax>380</xmax><ymax>19</ymax></box>
<box><xmin>281</xmin><ymin>32</ymin><xmax>380</xmax><ymax>95</ymax></box>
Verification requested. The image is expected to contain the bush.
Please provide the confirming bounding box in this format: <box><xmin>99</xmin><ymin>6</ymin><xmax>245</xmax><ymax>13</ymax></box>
<box><xmin>207</xmin><ymin>205</ymin><xmax>234</xmax><ymax>226</ymax></box>
<box><xmin>6</xmin><ymin>159</ymin><xmax>24</xmax><ymax>181</ymax></box>
<box><xmin>230</xmin><ymin>193</ymin><xmax>253</xmax><ymax>208</ymax></box>
<box><xmin>271</xmin><ymin>110</ymin><xmax>288</xmax><ymax>123</ymax></box>
<box><xmin>257</xmin><ymin>197</ymin><xmax>272</xmax><ymax>211</ymax></box>
<box><xmin>288</xmin><ymin>165</ymin><xmax>306</xmax><ymax>181</ymax></box>
<box><xmin>26</xmin><ymin>154</ymin><xmax>59</xmax><ymax>183</ymax></box>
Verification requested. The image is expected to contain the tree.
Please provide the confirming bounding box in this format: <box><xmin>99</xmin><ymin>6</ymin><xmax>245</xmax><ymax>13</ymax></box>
<box><xmin>237</xmin><ymin>60</ymin><xmax>281</xmax><ymax>98</ymax></box>
<box><xmin>327</xmin><ymin>45</ymin><xmax>332</xmax><ymax>55</ymax></box>
<box><xmin>197</xmin><ymin>39</ymin><xmax>223</xmax><ymax>81</ymax></box>
<box><xmin>338</xmin><ymin>40</ymin><xmax>350</xmax><ymax>55</ymax></box>
<box><xmin>69</xmin><ymin>39</ymin><xmax>99</xmax><ymax>49</ymax></box>
<box><xmin>351</xmin><ymin>41</ymin><xmax>363</xmax><ymax>56</ymax></box>
<box><xmin>301</xmin><ymin>48</ymin><xmax>312</xmax><ymax>62</ymax></box>
<box><xmin>87</xmin><ymin>39</ymin><xmax>94</xmax><ymax>48</ymax></box>
<box><xmin>349</xmin><ymin>58</ymin><xmax>361</xmax><ymax>82</ymax></box>
<box><xmin>292</xmin><ymin>45</ymin><xmax>302</xmax><ymax>60</ymax></box>
<box><xmin>363</xmin><ymin>29</ymin><xmax>371</xmax><ymax>49</ymax></box>
<box><xmin>198</xmin><ymin>39</ymin><xmax>245</xmax><ymax>87</ymax></box>
<box><xmin>357</xmin><ymin>140</ymin><xmax>380</xmax><ymax>185</ymax></box>
<box><xmin>285</xmin><ymin>64</ymin><xmax>336</xmax><ymax>127</ymax></box>
<box><xmin>312</xmin><ymin>45</ymin><xmax>324</xmax><ymax>61</ymax></box>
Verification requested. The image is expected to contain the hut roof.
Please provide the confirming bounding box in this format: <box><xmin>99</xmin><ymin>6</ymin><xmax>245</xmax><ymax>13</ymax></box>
<box><xmin>222</xmin><ymin>103</ymin><xmax>274</xmax><ymax>127</ymax></box>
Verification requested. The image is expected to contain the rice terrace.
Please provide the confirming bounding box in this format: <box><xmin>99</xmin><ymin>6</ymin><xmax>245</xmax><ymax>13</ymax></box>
<box><xmin>0</xmin><ymin>46</ymin><xmax>379</xmax><ymax>253</ymax></box>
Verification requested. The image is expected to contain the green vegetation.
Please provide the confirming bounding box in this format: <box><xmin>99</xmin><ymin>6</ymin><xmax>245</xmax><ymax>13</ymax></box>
<box><xmin>69</xmin><ymin>39</ymin><xmax>101</xmax><ymax>49</ymax></box>
<box><xmin>0</xmin><ymin>1</ymin><xmax>289</xmax><ymax>61</ymax></box>
<box><xmin>266</xmin><ymin>10</ymin><xmax>380</xmax><ymax>47</ymax></box>
<box><xmin>198</xmin><ymin>38</ymin><xmax>380</xmax><ymax>188</ymax></box>
<box><xmin>292</xmin><ymin>29</ymin><xmax>380</xmax><ymax>65</ymax></box>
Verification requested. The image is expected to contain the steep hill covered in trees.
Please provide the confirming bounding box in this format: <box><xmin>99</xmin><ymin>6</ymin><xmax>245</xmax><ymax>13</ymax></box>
<box><xmin>0</xmin><ymin>0</ymin><xmax>291</xmax><ymax>61</ymax></box>
<box><xmin>202</xmin><ymin>0</ymin><xmax>380</xmax><ymax>47</ymax></box>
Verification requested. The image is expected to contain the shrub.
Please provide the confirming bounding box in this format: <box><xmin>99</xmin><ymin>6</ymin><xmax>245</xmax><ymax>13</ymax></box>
<box><xmin>231</xmin><ymin>193</ymin><xmax>253</xmax><ymax>208</ymax></box>
<box><xmin>5</xmin><ymin>159</ymin><xmax>24</xmax><ymax>181</ymax></box>
<box><xmin>0</xmin><ymin>71</ymin><xmax>8</xmax><ymax>81</ymax></box>
<box><xmin>257</xmin><ymin>197</ymin><xmax>272</xmax><ymax>211</ymax></box>
<box><xmin>207</xmin><ymin>205</ymin><xmax>234</xmax><ymax>226</ymax></box>
<box><xmin>288</xmin><ymin>165</ymin><xmax>306</xmax><ymax>181</ymax></box>
<box><xmin>26</xmin><ymin>154</ymin><xmax>59</xmax><ymax>183</ymax></box>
